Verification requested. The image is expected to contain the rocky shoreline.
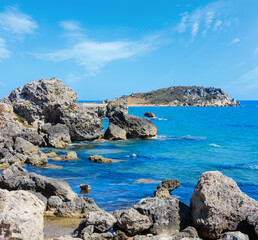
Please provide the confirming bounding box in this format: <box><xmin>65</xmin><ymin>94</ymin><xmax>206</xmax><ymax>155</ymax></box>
<box><xmin>0</xmin><ymin>79</ymin><xmax>256</xmax><ymax>240</ymax></box>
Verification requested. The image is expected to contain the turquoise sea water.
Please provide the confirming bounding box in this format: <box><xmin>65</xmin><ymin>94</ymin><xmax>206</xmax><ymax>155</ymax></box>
<box><xmin>25</xmin><ymin>101</ymin><xmax>258</xmax><ymax>211</ymax></box>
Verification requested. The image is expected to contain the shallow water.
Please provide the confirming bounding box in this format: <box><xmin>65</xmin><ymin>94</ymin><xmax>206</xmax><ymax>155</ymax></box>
<box><xmin>25</xmin><ymin>102</ymin><xmax>258</xmax><ymax>217</ymax></box>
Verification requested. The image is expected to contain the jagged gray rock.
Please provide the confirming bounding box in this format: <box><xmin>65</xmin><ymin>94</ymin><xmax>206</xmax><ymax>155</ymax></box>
<box><xmin>106</xmin><ymin>98</ymin><xmax>128</xmax><ymax>118</ymax></box>
<box><xmin>154</xmin><ymin>179</ymin><xmax>181</xmax><ymax>198</ymax></box>
<box><xmin>113</xmin><ymin>208</ymin><xmax>152</xmax><ymax>236</ymax></box>
<box><xmin>134</xmin><ymin>197</ymin><xmax>191</xmax><ymax>235</ymax></box>
<box><xmin>220</xmin><ymin>231</ymin><xmax>249</xmax><ymax>240</ymax></box>
<box><xmin>0</xmin><ymin>189</ymin><xmax>45</xmax><ymax>240</ymax></box>
<box><xmin>106</xmin><ymin>110</ymin><xmax>157</xmax><ymax>139</ymax></box>
<box><xmin>191</xmin><ymin>171</ymin><xmax>258</xmax><ymax>239</ymax></box>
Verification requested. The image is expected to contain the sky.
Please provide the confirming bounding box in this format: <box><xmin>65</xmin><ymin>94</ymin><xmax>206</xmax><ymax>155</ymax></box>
<box><xmin>0</xmin><ymin>0</ymin><xmax>258</xmax><ymax>100</ymax></box>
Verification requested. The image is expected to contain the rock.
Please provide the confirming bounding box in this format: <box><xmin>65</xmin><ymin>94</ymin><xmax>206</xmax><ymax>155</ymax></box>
<box><xmin>53</xmin><ymin>156</ymin><xmax>63</xmax><ymax>161</ymax></box>
<box><xmin>75</xmin><ymin>210</ymin><xmax>117</xmax><ymax>236</ymax></box>
<box><xmin>113</xmin><ymin>208</ymin><xmax>152</xmax><ymax>236</ymax></box>
<box><xmin>88</xmin><ymin>155</ymin><xmax>113</xmax><ymax>163</ymax></box>
<box><xmin>0</xmin><ymin>163</ymin><xmax>77</xmax><ymax>201</ymax></box>
<box><xmin>106</xmin><ymin>98</ymin><xmax>128</xmax><ymax>118</ymax></box>
<box><xmin>113</xmin><ymin>230</ymin><xmax>129</xmax><ymax>240</ymax></box>
<box><xmin>220</xmin><ymin>231</ymin><xmax>249</xmax><ymax>240</ymax></box>
<box><xmin>47</xmin><ymin>196</ymin><xmax>63</xmax><ymax>211</ymax></box>
<box><xmin>14</xmin><ymin>136</ymin><xmax>38</xmax><ymax>154</ymax></box>
<box><xmin>56</xmin><ymin>196</ymin><xmax>100</xmax><ymax>218</ymax></box>
<box><xmin>107</xmin><ymin>110</ymin><xmax>157</xmax><ymax>139</ymax></box>
<box><xmin>52</xmin><ymin>236</ymin><xmax>81</xmax><ymax>240</ymax></box>
<box><xmin>171</xmin><ymin>226</ymin><xmax>199</xmax><ymax>240</ymax></box>
<box><xmin>42</xmin><ymin>123</ymin><xmax>71</xmax><ymax>148</ymax></box>
<box><xmin>87</xmin><ymin>232</ymin><xmax>113</xmax><ymax>240</ymax></box>
<box><xmin>47</xmin><ymin>152</ymin><xmax>58</xmax><ymax>158</ymax></box>
<box><xmin>134</xmin><ymin>179</ymin><xmax>161</xmax><ymax>184</ymax></box>
<box><xmin>144</xmin><ymin>112</ymin><xmax>156</xmax><ymax>118</ymax></box>
<box><xmin>25</xmin><ymin>150</ymin><xmax>48</xmax><ymax>166</ymax></box>
<box><xmin>80</xmin><ymin>184</ymin><xmax>91</xmax><ymax>193</ymax></box>
<box><xmin>154</xmin><ymin>179</ymin><xmax>181</xmax><ymax>198</ymax></box>
<box><xmin>191</xmin><ymin>171</ymin><xmax>258</xmax><ymax>239</ymax></box>
<box><xmin>63</xmin><ymin>151</ymin><xmax>78</xmax><ymax>160</ymax></box>
<box><xmin>0</xmin><ymin>189</ymin><xmax>45</xmax><ymax>240</ymax></box>
<box><xmin>104</xmin><ymin>123</ymin><xmax>127</xmax><ymax>140</ymax></box>
<box><xmin>134</xmin><ymin>197</ymin><xmax>191</xmax><ymax>235</ymax></box>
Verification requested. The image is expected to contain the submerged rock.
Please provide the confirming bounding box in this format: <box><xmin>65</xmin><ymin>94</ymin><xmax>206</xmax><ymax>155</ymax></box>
<box><xmin>105</xmin><ymin>110</ymin><xmax>157</xmax><ymax>140</ymax></box>
<box><xmin>154</xmin><ymin>179</ymin><xmax>181</xmax><ymax>198</ymax></box>
<box><xmin>0</xmin><ymin>189</ymin><xmax>45</xmax><ymax>240</ymax></box>
<box><xmin>63</xmin><ymin>151</ymin><xmax>78</xmax><ymax>160</ymax></box>
<box><xmin>191</xmin><ymin>171</ymin><xmax>258</xmax><ymax>239</ymax></box>
<box><xmin>134</xmin><ymin>197</ymin><xmax>191</xmax><ymax>235</ymax></box>
<box><xmin>88</xmin><ymin>155</ymin><xmax>113</xmax><ymax>163</ymax></box>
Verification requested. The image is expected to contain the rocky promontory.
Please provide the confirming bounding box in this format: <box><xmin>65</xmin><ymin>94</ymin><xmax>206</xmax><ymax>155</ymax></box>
<box><xmin>120</xmin><ymin>86</ymin><xmax>240</xmax><ymax>107</ymax></box>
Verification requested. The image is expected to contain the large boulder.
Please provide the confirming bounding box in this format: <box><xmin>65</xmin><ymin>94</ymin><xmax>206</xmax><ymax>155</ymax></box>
<box><xmin>144</xmin><ymin>112</ymin><xmax>156</xmax><ymax>118</ymax></box>
<box><xmin>74</xmin><ymin>210</ymin><xmax>117</xmax><ymax>237</ymax></box>
<box><xmin>191</xmin><ymin>171</ymin><xmax>258</xmax><ymax>239</ymax></box>
<box><xmin>113</xmin><ymin>208</ymin><xmax>152</xmax><ymax>236</ymax></box>
<box><xmin>0</xmin><ymin>163</ymin><xmax>77</xmax><ymax>201</ymax></box>
<box><xmin>0</xmin><ymin>189</ymin><xmax>45</xmax><ymax>240</ymax></box>
<box><xmin>154</xmin><ymin>179</ymin><xmax>181</xmax><ymax>198</ymax></box>
<box><xmin>134</xmin><ymin>197</ymin><xmax>191</xmax><ymax>235</ymax></box>
<box><xmin>41</xmin><ymin>123</ymin><xmax>71</xmax><ymax>148</ymax></box>
<box><xmin>106</xmin><ymin>110</ymin><xmax>157</xmax><ymax>139</ymax></box>
<box><xmin>104</xmin><ymin>123</ymin><xmax>127</xmax><ymax>140</ymax></box>
<box><xmin>106</xmin><ymin>98</ymin><xmax>128</xmax><ymax>118</ymax></box>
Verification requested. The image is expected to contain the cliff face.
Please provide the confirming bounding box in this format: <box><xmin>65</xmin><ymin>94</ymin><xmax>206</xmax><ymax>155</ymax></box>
<box><xmin>121</xmin><ymin>86</ymin><xmax>240</xmax><ymax>107</ymax></box>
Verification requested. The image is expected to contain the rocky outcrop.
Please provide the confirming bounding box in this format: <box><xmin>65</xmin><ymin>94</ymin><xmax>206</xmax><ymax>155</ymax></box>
<box><xmin>220</xmin><ymin>231</ymin><xmax>249</xmax><ymax>240</ymax></box>
<box><xmin>80</xmin><ymin>184</ymin><xmax>91</xmax><ymax>193</ymax></box>
<box><xmin>154</xmin><ymin>179</ymin><xmax>181</xmax><ymax>198</ymax></box>
<box><xmin>191</xmin><ymin>171</ymin><xmax>258</xmax><ymax>239</ymax></box>
<box><xmin>105</xmin><ymin>110</ymin><xmax>157</xmax><ymax>140</ymax></box>
<box><xmin>144</xmin><ymin>112</ymin><xmax>156</xmax><ymax>118</ymax></box>
<box><xmin>63</xmin><ymin>151</ymin><xmax>78</xmax><ymax>160</ymax></box>
<box><xmin>0</xmin><ymin>188</ymin><xmax>45</xmax><ymax>240</ymax></box>
<box><xmin>88</xmin><ymin>155</ymin><xmax>113</xmax><ymax>163</ymax></box>
<box><xmin>113</xmin><ymin>208</ymin><xmax>152</xmax><ymax>236</ymax></box>
<box><xmin>134</xmin><ymin>197</ymin><xmax>191</xmax><ymax>235</ymax></box>
<box><xmin>120</xmin><ymin>86</ymin><xmax>240</xmax><ymax>107</ymax></box>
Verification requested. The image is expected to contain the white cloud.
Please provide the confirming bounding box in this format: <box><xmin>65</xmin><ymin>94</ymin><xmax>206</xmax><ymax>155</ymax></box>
<box><xmin>60</xmin><ymin>21</ymin><xmax>82</xmax><ymax>31</ymax></box>
<box><xmin>177</xmin><ymin>0</ymin><xmax>233</xmax><ymax>38</ymax></box>
<box><xmin>232</xmin><ymin>38</ymin><xmax>240</xmax><ymax>44</ymax></box>
<box><xmin>34</xmin><ymin>34</ymin><xmax>162</xmax><ymax>74</ymax></box>
<box><xmin>0</xmin><ymin>37</ymin><xmax>10</xmax><ymax>62</ymax></box>
<box><xmin>0</xmin><ymin>7</ymin><xmax>37</xmax><ymax>36</ymax></box>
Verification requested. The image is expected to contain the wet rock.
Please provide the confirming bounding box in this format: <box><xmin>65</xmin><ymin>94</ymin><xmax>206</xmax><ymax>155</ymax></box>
<box><xmin>88</xmin><ymin>155</ymin><xmax>113</xmax><ymax>163</ymax></box>
<box><xmin>104</xmin><ymin>123</ymin><xmax>127</xmax><ymax>140</ymax></box>
<box><xmin>144</xmin><ymin>112</ymin><xmax>156</xmax><ymax>118</ymax></box>
<box><xmin>134</xmin><ymin>197</ymin><xmax>191</xmax><ymax>235</ymax></box>
<box><xmin>75</xmin><ymin>210</ymin><xmax>116</xmax><ymax>237</ymax></box>
<box><xmin>0</xmin><ymin>163</ymin><xmax>77</xmax><ymax>201</ymax></box>
<box><xmin>191</xmin><ymin>171</ymin><xmax>258</xmax><ymax>239</ymax></box>
<box><xmin>108</xmin><ymin>110</ymin><xmax>157</xmax><ymax>139</ymax></box>
<box><xmin>220</xmin><ymin>231</ymin><xmax>249</xmax><ymax>240</ymax></box>
<box><xmin>80</xmin><ymin>184</ymin><xmax>91</xmax><ymax>193</ymax></box>
<box><xmin>63</xmin><ymin>151</ymin><xmax>78</xmax><ymax>160</ymax></box>
<box><xmin>0</xmin><ymin>189</ymin><xmax>45</xmax><ymax>240</ymax></box>
<box><xmin>113</xmin><ymin>208</ymin><xmax>152</xmax><ymax>236</ymax></box>
<box><xmin>154</xmin><ymin>179</ymin><xmax>181</xmax><ymax>198</ymax></box>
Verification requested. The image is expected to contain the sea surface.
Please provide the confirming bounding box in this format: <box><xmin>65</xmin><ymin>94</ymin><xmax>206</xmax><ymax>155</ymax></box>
<box><xmin>26</xmin><ymin>101</ymin><xmax>258</xmax><ymax>212</ymax></box>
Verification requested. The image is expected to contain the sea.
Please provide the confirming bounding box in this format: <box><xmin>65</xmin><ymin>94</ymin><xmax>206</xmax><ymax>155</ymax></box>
<box><xmin>25</xmin><ymin>100</ymin><xmax>258</xmax><ymax>212</ymax></box>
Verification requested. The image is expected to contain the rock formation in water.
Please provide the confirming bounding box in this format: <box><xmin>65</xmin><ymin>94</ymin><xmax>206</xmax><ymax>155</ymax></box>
<box><xmin>120</xmin><ymin>86</ymin><xmax>240</xmax><ymax>107</ymax></box>
<box><xmin>0</xmin><ymin>78</ymin><xmax>104</xmax><ymax>167</ymax></box>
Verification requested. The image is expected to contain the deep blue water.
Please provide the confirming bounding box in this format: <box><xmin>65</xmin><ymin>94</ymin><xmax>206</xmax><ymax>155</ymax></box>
<box><xmin>25</xmin><ymin>101</ymin><xmax>258</xmax><ymax>211</ymax></box>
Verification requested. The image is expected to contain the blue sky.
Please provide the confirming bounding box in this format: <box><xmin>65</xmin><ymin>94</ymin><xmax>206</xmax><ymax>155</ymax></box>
<box><xmin>0</xmin><ymin>0</ymin><xmax>257</xmax><ymax>100</ymax></box>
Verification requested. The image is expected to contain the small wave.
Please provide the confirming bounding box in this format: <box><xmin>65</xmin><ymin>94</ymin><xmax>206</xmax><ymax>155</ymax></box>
<box><xmin>178</xmin><ymin>135</ymin><xmax>207</xmax><ymax>140</ymax></box>
<box><xmin>209</xmin><ymin>143</ymin><xmax>222</xmax><ymax>148</ymax></box>
<box><xmin>238</xmin><ymin>164</ymin><xmax>258</xmax><ymax>170</ymax></box>
<box><xmin>125</xmin><ymin>153</ymin><xmax>138</xmax><ymax>157</ymax></box>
